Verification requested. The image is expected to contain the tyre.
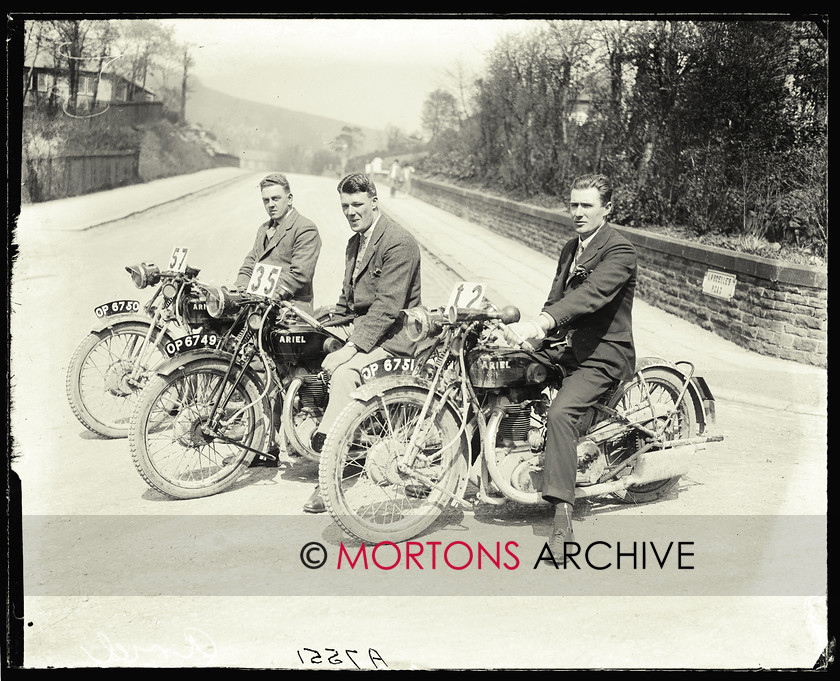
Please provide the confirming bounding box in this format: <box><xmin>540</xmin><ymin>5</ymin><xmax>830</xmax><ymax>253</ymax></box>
<box><xmin>608</xmin><ymin>368</ymin><xmax>697</xmax><ymax>504</ymax></box>
<box><xmin>318</xmin><ymin>388</ymin><xmax>468</xmax><ymax>544</ymax></box>
<box><xmin>129</xmin><ymin>358</ymin><xmax>269</xmax><ymax>499</ymax></box>
<box><xmin>66</xmin><ymin>322</ymin><xmax>174</xmax><ymax>439</ymax></box>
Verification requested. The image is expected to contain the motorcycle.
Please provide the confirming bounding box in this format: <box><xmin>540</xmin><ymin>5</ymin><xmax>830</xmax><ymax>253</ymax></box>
<box><xmin>65</xmin><ymin>246</ymin><xmax>225</xmax><ymax>439</ymax></box>
<box><xmin>317</xmin><ymin>281</ymin><xmax>723</xmax><ymax>544</ymax></box>
<box><xmin>128</xmin><ymin>260</ymin><xmax>349</xmax><ymax>499</ymax></box>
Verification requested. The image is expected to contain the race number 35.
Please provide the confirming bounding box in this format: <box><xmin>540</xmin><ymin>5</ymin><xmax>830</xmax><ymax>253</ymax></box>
<box><xmin>446</xmin><ymin>281</ymin><xmax>486</xmax><ymax>310</ymax></box>
<box><xmin>248</xmin><ymin>264</ymin><xmax>283</xmax><ymax>298</ymax></box>
<box><xmin>169</xmin><ymin>246</ymin><xmax>190</xmax><ymax>273</ymax></box>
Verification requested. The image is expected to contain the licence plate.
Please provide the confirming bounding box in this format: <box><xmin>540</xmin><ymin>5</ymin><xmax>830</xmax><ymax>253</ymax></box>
<box><xmin>360</xmin><ymin>357</ymin><xmax>417</xmax><ymax>383</ymax></box>
<box><xmin>94</xmin><ymin>300</ymin><xmax>141</xmax><ymax>317</ymax></box>
<box><xmin>163</xmin><ymin>333</ymin><xmax>220</xmax><ymax>358</ymax></box>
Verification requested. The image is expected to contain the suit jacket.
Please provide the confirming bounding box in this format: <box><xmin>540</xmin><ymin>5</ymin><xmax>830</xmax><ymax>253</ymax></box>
<box><xmin>336</xmin><ymin>213</ymin><xmax>422</xmax><ymax>356</ymax></box>
<box><xmin>234</xmin><ymin>208</ymin><xmax>322</xmax><ymax>304</ymax></box>
<box><xmin>541</xmin><ymin>223</ymin><xmax>637</xmax><ymax>379</ymax></box>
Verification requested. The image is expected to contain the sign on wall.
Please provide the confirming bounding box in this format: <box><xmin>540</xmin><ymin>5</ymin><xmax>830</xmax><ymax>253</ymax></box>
<box><xmin>702</xmin><ymin>269</ymin><xmax>737</xmax><ymax>300</ymax></box>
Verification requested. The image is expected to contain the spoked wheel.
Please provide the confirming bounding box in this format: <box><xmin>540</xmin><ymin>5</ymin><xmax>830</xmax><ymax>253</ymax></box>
<box><xmin>129</xmin><ymin>358</ymin><xmax>269</xmax><ymax>499</ymax></box>
<box><xmin>318</xmin><ymin>388</ymin><xmax>468</xmax><ymax>544</ymax></box>
<box><xmin>608</xmin><ymin>368</ymin><xmax>697</xmax><ymax>503</ymax></box>
<box><xmin>66</xmin><ymin>322</ymin><xmax>174</xmax><ymax>439</ymax></box>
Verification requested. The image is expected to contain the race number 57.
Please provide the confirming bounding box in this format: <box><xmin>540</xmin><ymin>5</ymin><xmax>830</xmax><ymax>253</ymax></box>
<box><xmin>169</xmin><ymin>246</ymin><xmax>190</xmax><ymax>273</ymax></box>
<box><xmin>446</xmin><ymin>281</ymin><xmax>486</xmax><ymax>310</ymax></box>
<box><xmin>248</xmin><ymin>264</ymin><xmax>283</xmax><ymax>298</ymax></box>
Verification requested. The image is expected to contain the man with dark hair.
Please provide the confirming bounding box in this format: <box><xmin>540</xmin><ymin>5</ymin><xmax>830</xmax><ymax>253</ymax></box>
<box><xmin>506</xmin><ymin>173</ymin><xmax>637</xmax><ymax>563</ymax></box>
<box><xmin>303</xmin><ymin>172</ymin><xmax>422</xmax><ymax>513</ymax></box>
<box><xmin>235</xmin><ymin>173</ymin><xmax>322</xmax><ymax>306</ymax></box>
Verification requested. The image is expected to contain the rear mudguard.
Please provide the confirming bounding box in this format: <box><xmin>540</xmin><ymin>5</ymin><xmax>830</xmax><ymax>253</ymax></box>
<box><xmin>634</xmin><ymin>356</ymin><xmax>716</xmax><ymax>433</ymax></box>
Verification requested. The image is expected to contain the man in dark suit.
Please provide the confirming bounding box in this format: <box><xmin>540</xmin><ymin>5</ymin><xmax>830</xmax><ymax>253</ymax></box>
<box><xmin>506</xmin><ymin>173</ymin><xmax>637</xmax><ymax>563</ymax></box>
<box><xmin>235</xmin><ymin>173</ymin><xmax>322</xmax><ymax>306</ymax></box>
<box><xmin>303</xmin><ymin>172</ymin><xmax>422</xmax><ymax>513</ymax></box>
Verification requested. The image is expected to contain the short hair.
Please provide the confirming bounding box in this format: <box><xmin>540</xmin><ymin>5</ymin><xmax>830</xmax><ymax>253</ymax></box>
<box><xmin>260</xmin><ymin>173</ymin><xmax>291</xmax><ymax>192</ymax></box>
<box><xmin>570</xmin><ymin>173</ymin><xmax>612</xmax><ymax>206</ymax></box>
<box><xmin>337</xmin><ymin>173</ymin><xmax>378</xmax><ymax>198</ymax></box>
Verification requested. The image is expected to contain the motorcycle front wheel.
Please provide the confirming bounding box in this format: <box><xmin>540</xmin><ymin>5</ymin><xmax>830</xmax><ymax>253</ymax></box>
<box><xmin>66</xmin><ymin>321</ymin><xmax>174</xmax><ymax>439</ymax></box>
<box><xmin>319</xmin><ymin>389</ymin><xmax>468</xmax><ymax>544</ymax></box>
<box><xmin>608</xmin><ymin>368</ymin><xmax>698</xmax><ymax>504</ymax></box>
<box><xmin>129</xmin><ymin>358</ymin><xmax>269</xmax><ymax>499</ymax></box>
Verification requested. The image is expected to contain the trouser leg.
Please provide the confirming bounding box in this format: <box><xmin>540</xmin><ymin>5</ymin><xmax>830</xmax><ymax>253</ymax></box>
<box><xmin>541</xmin><ymin>363</ymin><xmax>615</xmax><ymax>506</ymax></box>
<box><xmin>316</xmin><ymin>346</ymin><xmax>393</xmax><ymax>436</ymax></box>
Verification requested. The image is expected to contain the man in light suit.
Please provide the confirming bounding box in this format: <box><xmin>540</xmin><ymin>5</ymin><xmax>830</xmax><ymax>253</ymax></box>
<box><xmin>506</xmin><ymin>173</ymin><xmax>637</xmax><ymax>563</ymax></box>
<box><xmin>235</xmin><ymin>173</ymin><xmax>321</xmax><ymax>306</ymax></box>
<box><xmin>303</xmin><ymin>172</ymin><xmax>422</xmax><ymax>513</ymax></box>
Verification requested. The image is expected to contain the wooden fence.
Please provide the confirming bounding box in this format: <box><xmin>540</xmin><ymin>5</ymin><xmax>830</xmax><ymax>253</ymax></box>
<box><xmin>23</xmin><ymin>151</ymin><xmax>140</xmax><ymax>202</ymax></box>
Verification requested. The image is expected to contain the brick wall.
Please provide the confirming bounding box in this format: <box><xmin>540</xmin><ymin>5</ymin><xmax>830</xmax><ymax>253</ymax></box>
<box><xmin>409</xmin><ymin>177</ymin><xmax>827</xmax><ymax>368</ymax></box>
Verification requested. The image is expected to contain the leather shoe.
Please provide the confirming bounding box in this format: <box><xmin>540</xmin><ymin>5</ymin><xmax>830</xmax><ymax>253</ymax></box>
<box><xmin>310</xmin><ymin>431</ymin><xmax>327</xmax><ymax>454</ymax></box>
<box><xmin>547</xmin><ymin>502</ymin><xmax>575</xmax><ymax>567</ymax></box>
<box><xmin>303</xmin><ymin>486</ymin><xmax>326</xmax><ymax>513</ymax></box>
<box><xmin>249</xmin><ymin>450</ymin><xmax>279</xmax><ymax>468</ymax></box>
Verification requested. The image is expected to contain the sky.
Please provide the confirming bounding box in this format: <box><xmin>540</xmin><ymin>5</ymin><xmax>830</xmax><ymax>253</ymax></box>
<box><xmin>160</xmin><ymin>17</ymin><xmax>538</xmax><ymax>134</ymax></box>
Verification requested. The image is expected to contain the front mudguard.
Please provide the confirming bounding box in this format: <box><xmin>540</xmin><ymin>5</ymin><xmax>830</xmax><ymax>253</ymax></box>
<box><xmin>348</xmin><ymin>374</ymin><xmax>474</xmax><ymax>469</ymax></box>
<box><xmin>634</xmin><ymin>356</ymin><xmax>716</xmax><ymax>433</ymax></box>
<box><xmin>152</xmin><ymin>347</ymin><xmax>275</xmax><ymax>421</ymax></box>
<box><xmin>89</xmin><ymin>312</ymin><xmax>155</xmax><ymax>334</ymax></box>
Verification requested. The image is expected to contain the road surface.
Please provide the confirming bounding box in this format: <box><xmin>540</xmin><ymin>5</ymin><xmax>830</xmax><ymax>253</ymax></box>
<box><xmin>9</xmin><ymin>171</ymin><xmax>827</xmax><ymax>669</ymax></box>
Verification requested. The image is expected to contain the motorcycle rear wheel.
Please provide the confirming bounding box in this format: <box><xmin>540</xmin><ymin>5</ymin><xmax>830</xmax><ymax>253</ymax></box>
<box><xmin>66</xmin><ymin>322</ymin><xmax>174</xmax><ymax>439</ymax></box>
<box><xmin>129</xmin><ymin>358</ymin><xmax>269</xmax><ymax>499</ymax></box>
<box><xmin>609</xmin><ymin>368</ymin><xmax>697</xmax><ymax>504</ymax></box>
<box><xmin>318</xmin><ymin>388</ymin><xmax>468</xmax><ymax>544</ymax></box>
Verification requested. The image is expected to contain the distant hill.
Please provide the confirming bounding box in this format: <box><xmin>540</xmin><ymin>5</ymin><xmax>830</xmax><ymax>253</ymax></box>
<box><xmin>184</xmin><ymin>79</ymin><xmax>387</xmax><ymax>166</ymax></box>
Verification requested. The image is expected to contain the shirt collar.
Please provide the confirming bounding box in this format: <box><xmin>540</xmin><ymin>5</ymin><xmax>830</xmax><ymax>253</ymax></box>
<box><xmin>578</xmin><ymin>220</ymin><xmax>605</xmax><ymax>250</ymax></box>
<box><xmin>359</xmin><ymin>213</ymin><xmax>381</xmax><ymax>240</ymax></box>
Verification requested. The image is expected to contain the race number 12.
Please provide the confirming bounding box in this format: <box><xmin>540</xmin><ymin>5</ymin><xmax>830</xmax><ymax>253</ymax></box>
<box><xmin>446</xmin><ymin>281</ymin><xmax>486</xmax><ymax>310</ymax></box>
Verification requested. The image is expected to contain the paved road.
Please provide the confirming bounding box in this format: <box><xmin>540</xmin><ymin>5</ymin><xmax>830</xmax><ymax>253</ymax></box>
<box><xmin>10</xmin><ymin>169</ymin><xmax>827</xmax><ymax>669</ymax></box>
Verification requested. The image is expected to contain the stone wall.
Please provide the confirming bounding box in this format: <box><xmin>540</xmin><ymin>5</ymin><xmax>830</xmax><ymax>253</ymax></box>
<box><xmin>408</xmin><ymin>177</ymin><xmax>827</xmax><ymax>368</ymax></box>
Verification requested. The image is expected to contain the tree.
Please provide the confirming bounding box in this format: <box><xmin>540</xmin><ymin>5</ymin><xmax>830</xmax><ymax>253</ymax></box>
<box><xmin>421</xmin><ymin>89</ymin><xmax>460</xmax><ymax>142</ymax></box>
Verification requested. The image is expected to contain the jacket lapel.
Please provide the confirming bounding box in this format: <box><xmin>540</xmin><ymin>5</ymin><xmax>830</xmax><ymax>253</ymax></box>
<box><xmin>575</xmin><ymin>223</ymin><xmax>611</xmax><ymax>270</ymax></box>
<box><xmin>259</xmin><ymin>209</ymin><xmax>296</xmax><ymax>258</ymax></box>
<box><xmin>354</xmin><ymin>217</ymin><xmax>386</xmax><ymax>281</ymax></box>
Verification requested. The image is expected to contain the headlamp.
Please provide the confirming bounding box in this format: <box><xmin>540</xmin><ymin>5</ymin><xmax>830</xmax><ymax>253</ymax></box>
<box><xmin>125</xmin><ymin>263</ymin><xmax>161</xmax><ymax>289</ymax></box>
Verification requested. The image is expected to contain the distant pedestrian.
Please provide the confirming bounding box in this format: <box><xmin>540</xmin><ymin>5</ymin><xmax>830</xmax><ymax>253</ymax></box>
<box><xmin>402</xmin><ymin>163</ymin><xmax>415</xmax><ymax>194</ymax></box>
<box><xmin>390</xmin><ymin>159</ymin><xmax>403</xmax><ymax>198</ymax></box>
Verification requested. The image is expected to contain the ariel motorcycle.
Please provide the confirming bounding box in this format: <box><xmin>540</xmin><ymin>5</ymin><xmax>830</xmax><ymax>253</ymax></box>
<box><xmin>317</xmin><ymin>281</ymin><xmax>723</xmax><ymax>544</ymax></box>
<box><xmin>66</xmin><ymin>246</ymin><xmax>225</xmax><ymax>439</ymax></box>
<box><xmin>128</xmin><ymin>261</ymin><xmax>349</xmax><ymax>500</ymax></box>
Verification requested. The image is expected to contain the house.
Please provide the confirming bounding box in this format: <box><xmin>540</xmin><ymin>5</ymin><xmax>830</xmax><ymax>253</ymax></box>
<box><xmin>23</xmin><ymin>53</ymin><xmax>156</xmax><ymax>111</ymax></box>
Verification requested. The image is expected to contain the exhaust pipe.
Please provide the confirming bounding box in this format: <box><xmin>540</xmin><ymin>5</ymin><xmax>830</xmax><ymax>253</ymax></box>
<box><xmin>575</xmin><ymin>444</ymin><xmax>698</xmax><ymax>498</ymax></box>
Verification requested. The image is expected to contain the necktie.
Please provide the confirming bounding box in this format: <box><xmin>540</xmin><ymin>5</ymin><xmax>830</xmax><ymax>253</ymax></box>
<box><xmin>353</xmin><ymin>231</ymin><xmax>368</xmax><ymax>280</ymax></box>
<box><xmin>566</xmin><ymin>240</ymin><xmax>585</xmax><ymax>285</ymax></box>
<box><xmin>264</xmin><ymin>225</ymin><xmax>276</xmax><ymax>249</ymax></box>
